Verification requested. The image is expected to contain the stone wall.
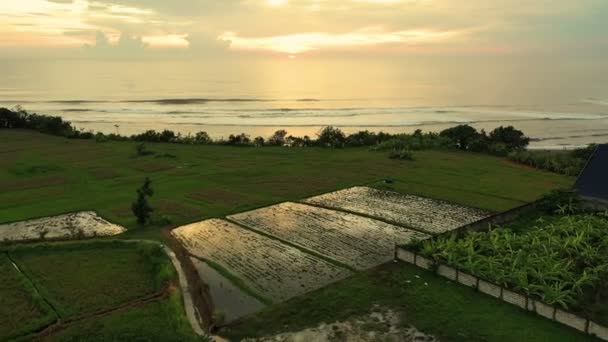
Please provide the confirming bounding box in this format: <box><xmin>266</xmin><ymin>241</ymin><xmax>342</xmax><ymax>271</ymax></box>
<box><xmin>395</xmin><ymin>247</ymin><xmax>608</xmax><ymax>341</ymax></box>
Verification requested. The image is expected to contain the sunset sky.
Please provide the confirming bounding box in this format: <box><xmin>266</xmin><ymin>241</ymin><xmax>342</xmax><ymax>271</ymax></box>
<box><xmin>1</xmin><ymin>0</ymin><xmax>607</xmax><ymax>60</ymax></box>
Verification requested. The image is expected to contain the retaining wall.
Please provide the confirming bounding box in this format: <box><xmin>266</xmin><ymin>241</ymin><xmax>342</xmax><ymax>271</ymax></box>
<box><xmin>395</xmin><ymin>247</ymin><xmax>608</xmax><ymax>341</ymax></box>
<box><xmin>449</xmin><ymin>200</ymin><xmax>539</xmax><ymax>235</ymax></box>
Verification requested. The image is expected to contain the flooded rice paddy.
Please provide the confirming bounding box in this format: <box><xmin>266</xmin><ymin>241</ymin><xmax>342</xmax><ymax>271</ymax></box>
<box><xmin>303</xmin><ymin>187</ymin><xmax>488</xmax><ymax>234</ymax></box>
<box><xmin>172</xmin><ymin>219</ymin><xmax>353</xmax><ymax>302</ymax></box>
<box><xmin>190</xmin><ymin>257</ymin><xmax>266</xmax><ymax>324</ymax></box>
<box><xmin>229</xmin><ymin>202</ymin><xmax>429</xmax><ymax>270</ymax></box>
<box><xmin>172</xmin><ymin>187</ymin><xmax>486</xmax><ymax>307</ymax></box>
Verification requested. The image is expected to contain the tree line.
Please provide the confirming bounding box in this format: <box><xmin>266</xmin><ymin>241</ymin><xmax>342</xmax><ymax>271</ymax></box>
<box><xmin>0</xmin><ymin>106</ymin><xmax>531</xmax><ymax>153</ymax></box>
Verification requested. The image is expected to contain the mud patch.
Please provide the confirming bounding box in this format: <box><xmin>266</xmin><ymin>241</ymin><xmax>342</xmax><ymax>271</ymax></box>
<box><xmin>0</xmin><ymin>211</ymin><xmax>126</xmax><ymax>242</ymax></box>
<box><xmin>242</xmin><ymin>306</ymin><xmax>436</xmax><ymax>342</ymax></box>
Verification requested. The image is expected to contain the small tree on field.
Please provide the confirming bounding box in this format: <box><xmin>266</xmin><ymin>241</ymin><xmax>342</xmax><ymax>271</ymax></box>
<box><xmin>132</xmin><ymin>177</ymin><xmax>154</xmax><ymax>225</ymax></box>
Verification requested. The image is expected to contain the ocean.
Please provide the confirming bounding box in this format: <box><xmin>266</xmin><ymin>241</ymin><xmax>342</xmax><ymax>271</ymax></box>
<box><xmin>1</xmin><ymin>59</ymin><xmax>607</xmax><ymax>149</ymax></box>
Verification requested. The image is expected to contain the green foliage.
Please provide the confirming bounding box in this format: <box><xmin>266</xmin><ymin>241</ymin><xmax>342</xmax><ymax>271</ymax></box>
<box><xmin>45</xmin><ymin>293</ymin><xmax>200</xmax><ymax>342</ymax></box>
<box><xmin>136</xmin><ymin>243</ymin><xmax>175</xmax><ymax>289</ymax></box>
<box><xmin>268</xmin><ymin>129</ymin><xmax>288</xmax><ymax>146</ymax></box>
<box><xmin>371</xmin><ymin>132</ymin><xmax>451</xmax><ymax>152</ymax></box>
<box><xmin>225</xmin><ymin>133</ymin><xmax>251</xmax><ymax>146</ymax></box>
<box><xmin>440</xmin><ymin>125</ymin><xmax>479</xmax><ymax>150</ymax></box>
<box><xmin>419</xmin><ymin>211</ymin><xmax>608</xmax><ymax>313</ymax></box>
<box><xmin>508</xmin><ymin>145</ymin><xmax>596</xmax><ymax>176</ymax></box>
<box><xmin>316</xmin><ymin>126</ymin><xmax>346</xmax><ymax>147</ymax></box>
<box><xmin>439</xmin><ymin>125</ymin><xmax>529</xmax><ymax>155</ymax></box>
<box><xmin>194</xmin><ymin>131</ymin><xmax>212</xmax><ymax>144</ymax></box>
<box><xmin>489</xmin><ymin>126</ymin><xmax>530</xmax><ymax>151</ymax></box>
<box><xmin>9</xmin><ymin>242</ymin><xmax>163</xmax><ymax>319</ymax></box>
<box><xmin>132</xmin><ymin>177</ymin><xmax>154</xmax><ymax>225</ymax></box>
<box><xmin>135</xmin><ymin>143</ymin><xmax>154</xmax><ymax>156</ymax></box>
<box><xmin>222</xmin><ymin>262</ymin><xmax>588</xmax><ymax>341</ymax></box>
<box><xmin>388</xmin><ymin>149</ymin><xmax>414</xmax><ymax>160</ymax></box>
<box><xmin>0</xmin><ymin>254</ymin><xmax>56</xmax><ymax>340</ymax></box>
<box><xmin>253</xmin><ymin>136</ymin><xmax>265</xmax><ymax>147</ymax></box>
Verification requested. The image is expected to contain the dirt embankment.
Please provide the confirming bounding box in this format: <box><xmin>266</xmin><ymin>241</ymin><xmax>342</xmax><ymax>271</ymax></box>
<box><xmin>162</xmin><ymin>228</ymin><xmax>215</xmax><ymax>331</ymax></box>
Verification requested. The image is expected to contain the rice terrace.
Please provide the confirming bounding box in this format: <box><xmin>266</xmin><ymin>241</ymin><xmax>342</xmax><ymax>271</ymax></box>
<box><xmin>1</xmin><ymin>124</ymin><xmax>606</xmax><ymax>341</ymax></box>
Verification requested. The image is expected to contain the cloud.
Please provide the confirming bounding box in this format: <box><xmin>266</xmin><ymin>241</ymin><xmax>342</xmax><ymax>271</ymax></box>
<box><xmin>219</xmin><ymin>26</ymin><xmax>471</xmax><ymax>54</ymax></box>
<box><xmin>83</xmin><ymin>30</ymin><xmax>147</xmax><ymax>57</ymax></box>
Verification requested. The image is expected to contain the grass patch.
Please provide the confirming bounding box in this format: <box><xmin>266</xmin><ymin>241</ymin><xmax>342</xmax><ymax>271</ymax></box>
<box><xmin>45</xmin><ymin>292</ymin><xmax>200</xmax><ymax>342</ymax></box>
<box><xmin>221</xmin><ymin>262</ymin><xmax>592</xmax><ymax>341</ymax></box>
<box><xmin>0</xmin><ymin>253</ymin><xmax>56</xmax><ymax>340</ymax></box>
<box><xmin>0</xmin><ymin>130</ymin><xmax>571</xmax><ymax>239</ymax></box>
<box><xmin>8</xmin><ymin>241</ymin><xmax>169</xmax><ymax>319</ymax></box>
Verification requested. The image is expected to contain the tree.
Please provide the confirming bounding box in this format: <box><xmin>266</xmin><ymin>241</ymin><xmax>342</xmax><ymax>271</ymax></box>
<box><xmin>488</xmin><ymin>126</ymin><xmax>530</xmax><ymax>151</ymax></box>
<box><xmin>226</xmin><ymin>133</ymin><xmax>251</xmax><ymax>145</ymax></box>
<box><xmin>317</xmin><ymin>126</ymin><xmax>346</xmax><ymax>148</ymax></box>
<box><xmin>268</xmin><ymin>129</ymin><xmax>288</xmax><ymax>146</ymax></box>
<box><xmin>132</xmin><ymin>177</ymin><xmax>154</xmax><ymax>225</ymax></box>
<box><xmin>439</xmin><ymin>125</ymin><xmax>479</xmax><ymax>150</ymax></box>
<box><xmin>195</xmin><ymin>131</ymin><xmax>212</xmax><ymax>144</ymax></box>
<box><xmin>159</xmin><ymin>129</ymin><xmax>176</xmax><ymax>142</ymax></box>
<box><xmin>253</xmin><ymin>136</ymin><xmax>265</xmax><ymax>147</ymax></box>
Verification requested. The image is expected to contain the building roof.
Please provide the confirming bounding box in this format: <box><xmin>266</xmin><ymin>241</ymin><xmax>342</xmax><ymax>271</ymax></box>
<box><xmin>574</xmin><ymin>144</ymin><xmax>608</xmax><ymax>203</ymax></box>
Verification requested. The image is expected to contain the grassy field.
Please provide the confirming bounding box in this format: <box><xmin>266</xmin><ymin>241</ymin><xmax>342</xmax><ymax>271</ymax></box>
<box><xmin>0</xmin><ymin>241</ymin><xmax>199</xmax><ymax>341</ymax></box>
<box><xmin>0</xmin><ymin>253</ymin><xmax>56</xmax><ymax>340</ymax></box>
<box><xmin>44</xmin><ymin>292</ymin><xmax>199</xmax><ymax>342</ymax></box>
<box><xmin>0</xmin><ymin>129</ymin><xmax>577</xmax><ymax>340</ymax></box>
<box><xmin>222</xmin><ymin>261</ymin><xmax>594</xmax><ymax>341</ymax></box>
<box><xmin>0</xmin><ymin>130</ymin><xmax>571</xmax><ymax>240</ymax></box>
<box><xmin>8</xmin><ymin>242</ymin><xmax>164</xmax><ymax>319</ymax></box>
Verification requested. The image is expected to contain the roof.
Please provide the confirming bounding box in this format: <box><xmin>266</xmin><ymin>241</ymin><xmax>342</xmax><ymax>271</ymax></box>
<box><xmin>574</xmin><ymin>144</ymin><xmax>608</xmax><ymax>202</ymax></box>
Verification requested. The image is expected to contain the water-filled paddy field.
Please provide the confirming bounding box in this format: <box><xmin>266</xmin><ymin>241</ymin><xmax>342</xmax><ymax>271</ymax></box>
<box><xmin>304</xmin><ymin>187</ymin><xmax>489</xmax><ymax>234</ymax></box>
<box><xmin>172</xmin><ymin>219</ymin><xmax>352</xmax><ymax>302</ymax></box>
<box><xmin>190</xmin><ymin>257</ymin><xmax>265</xmax><ymax>323</ymax></box>
<box><xmin>172</xmin><ymin>186</ymin><xmax>488</xmax><ymax>311</ymax></box>
<box><xmin>229</xmin><ymin>202</ymin><xmax>429</xmax><ymax>270</ymax></box>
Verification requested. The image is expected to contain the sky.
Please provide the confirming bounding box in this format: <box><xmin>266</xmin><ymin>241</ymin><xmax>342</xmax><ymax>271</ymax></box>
<box><xmin>1</xmin><ymin>0</ymin><xmax>607</xmax><ymax>60</ymax></box>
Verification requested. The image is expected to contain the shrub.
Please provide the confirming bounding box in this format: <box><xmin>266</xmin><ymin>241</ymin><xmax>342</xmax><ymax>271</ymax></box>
<box><xmin>388</xmin><ymin>149</ymin><xmax>414</xmax><ymax>160</ymax></box>
<box><xmin>317</xmin><ymin>126</ymin><xmax>346</xmax><ymax>148</ymax></box>
<box><xmin>439</xmin><ymin>125</ymin><xmax>479</xmax><ymax>150</ymax></box>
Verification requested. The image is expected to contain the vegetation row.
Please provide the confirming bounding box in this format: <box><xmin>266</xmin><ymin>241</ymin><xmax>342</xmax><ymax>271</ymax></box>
<box><xmin>414</xmin><ymin>194</ymin><xmax>608</xmax><ymax>322</ymax></box>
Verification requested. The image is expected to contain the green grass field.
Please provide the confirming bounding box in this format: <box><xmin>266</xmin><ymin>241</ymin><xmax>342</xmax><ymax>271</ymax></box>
<box><xmin>222</xmin><ymin>261</ymin><xmax>593</xmax><ymax>341</ymax></box>
<box><xmin>9</xmin><ymin>242</ymin><xmax>164</xmax><ymax>319</ymax></box>
<box><xmin>0</xmin><ymin>130</ymin><xmax>578</xmax><ymax>341</ymax></box>
<box><xmin>0</xmin><ymin>130</ymin><xmax>571</xmax><ymax>238</ymax></box>
<box><xmin>0</xmin><ymin>241</ymin><xmax>199</xmax><ymax>341</ymax></box>
<box><xmin>44</xmin><ymin>293</ymin><xmax>199</xmax><ymax>342</ymax></box>
<box><xmin>0</xmin><ymin>253</ymin><xmax>56</xmax><ymax>340</ymax></box>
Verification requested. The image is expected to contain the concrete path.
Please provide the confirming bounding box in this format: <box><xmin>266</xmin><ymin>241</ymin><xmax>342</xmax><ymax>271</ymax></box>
<box><xmin>163</xmin><ymin>246</ymin><xmax>206</xmax><ymax>336</ymax></box>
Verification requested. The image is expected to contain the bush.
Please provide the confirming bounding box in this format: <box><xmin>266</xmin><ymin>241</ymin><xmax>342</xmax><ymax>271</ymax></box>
<box><xmin>388</xmin><ymin>149</ymin><xmax>414</xmax><ymax>160</ymax></box>
<box><xmin>317</xmin><ymin>126</ymin><xmax>346</xmax><ymax>148</ymax></box>
<box><xmin>507</xmin><ymin>146</ymin><xmax>594</xmax><ymax>176</ymax></box>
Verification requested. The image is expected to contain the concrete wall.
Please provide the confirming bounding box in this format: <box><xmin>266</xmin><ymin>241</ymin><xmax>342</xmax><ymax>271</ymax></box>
<box><xmin>395</xmin><ymin>246</ymin><xmax>608</xmax><ymax>341</ymax></box>
<box><xmin>449</xmin><ymin>201</ymin><xmax>539</xmax><ymax>235</ymax></box>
